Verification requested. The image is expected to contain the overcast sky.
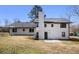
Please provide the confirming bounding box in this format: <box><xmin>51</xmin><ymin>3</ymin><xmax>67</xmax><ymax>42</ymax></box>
<box><xmin>0</xmin><ymin>5</ymin><xmax>78</xmax><ymax>26</ymax></box>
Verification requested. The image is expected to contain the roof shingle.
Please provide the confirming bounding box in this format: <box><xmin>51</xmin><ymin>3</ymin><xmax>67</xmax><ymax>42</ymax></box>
<box><xmin>8</xmin><ymin>21</ymin><xmax>36</xmax><ymax>28</ymax></box>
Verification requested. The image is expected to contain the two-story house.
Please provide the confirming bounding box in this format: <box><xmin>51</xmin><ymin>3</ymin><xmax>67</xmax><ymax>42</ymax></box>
<box><xmin>8</xmin><ymin>11</ymin><xmax>71</xmax><ymax>40</ymax></box>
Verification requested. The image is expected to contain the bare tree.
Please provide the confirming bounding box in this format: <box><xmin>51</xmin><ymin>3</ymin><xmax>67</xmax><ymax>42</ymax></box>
<box><xmin>65</xmin><ymin>6</ymin><xmax>75</xmax><ymax>20</ymax></box>
<box><xmin>13</xmin><ymin>18</ymin><xmax>20</xmax><ymax>22</ymax></box>
<box><xmin>73</xmin><ymin>6</ymin><xmax>79</xmax><ymax>16</ymax></box>
<box><xmin>65</xmin><ymin>8</ymin><xmax>73</xmax><ymax>36</ymax></box>
<box><xmin>72</xmin><ymin>6</ymin><xmax>79</xmax><ymax>32</ymax></box>
<box><xmin>66</xmin><ymin>6</ymin><xmax>79</xmax><ymax>34</ymax></box>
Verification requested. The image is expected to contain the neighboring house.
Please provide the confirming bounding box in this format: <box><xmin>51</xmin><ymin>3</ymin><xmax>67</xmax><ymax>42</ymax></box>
<box><xmin>75</xmin><ymin>32</ymin><xmax>79</xmax><ymax>36</ymax></box>
<box><xmin>0</xmin><ymin>27</ymin><xmax>9</xmax><ymax>32</ymax></box>
<box><xmin>70</xmin><ymin>25</ymin><xmax>78</xmax><ymax>36</ymax></box>
<box><xmin>8</xmin><ymin>11</ymin><xmax>71</xmax><ymax>39</ymax></box>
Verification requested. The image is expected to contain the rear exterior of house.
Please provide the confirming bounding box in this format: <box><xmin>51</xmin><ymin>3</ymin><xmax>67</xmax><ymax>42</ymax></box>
<box><xmin>35</xmin><ymin>22</ymin><xmax>69</xmax><ymax>39</ymax></box>
<box><xmin>8</xmin><ymin>11</ymin><xmax>70</xmax><ymax>40</ymax></box>
<box><xmin>33</xmin><ymin>12</ymin><xmax>70</xmax><ymax>39</ymax></box>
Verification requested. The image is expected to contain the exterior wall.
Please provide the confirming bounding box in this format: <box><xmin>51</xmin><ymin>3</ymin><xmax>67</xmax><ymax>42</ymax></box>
<box><xmin>9</xmin><ymin>28</ymin><xmax>35</xmax><ymax>36</ymax></box>
<box><xmin>9</xmin><ymin>11</ymin><xmax>69</xmax><ymax>40</ymax></box>
<box><xmin>35</xmin><ymin>12</ymin><xmax>45</xmax><ymax>39</ymax></box>
<box><xmin>44</xmin><ymin>23</ymin><xmax>69</xmax><ymax>39</ymax></box>
<box><xmin>35</xmin><ymin>23</ymin><xmax>69</xmax><ymax>39</ymax></box>
<box><xmin>35</xmin><ymin>12</ymin><xmax>69</xmax><ymax>39</ymax></box>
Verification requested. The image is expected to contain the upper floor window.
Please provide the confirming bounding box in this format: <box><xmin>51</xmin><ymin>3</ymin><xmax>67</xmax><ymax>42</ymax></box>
<box><xmin>29</xmin><ymin>28</ymin><xmax>34</xmax><ymax>32</ymax></box>
<box><xmin>60</xmin><ymin>23</ymin><xmax>66</xmax><ymax>28</ymax></box>
<box><xmin>51</xmin><ymin>24</ymin><xmax>53</xmax><ymax>27</ymax></box>
<box><xmin>12</xmin><ymin>28</ymin><xmax>17</xmax><ymax>32</ymax></box>
<box><xmin>44</xmin><ymin>24</ymin><xmax>47</xmax><ymax>27</ymax></box>
<box><xmin>36</xmin><ymin>23</ymin><xmax>39</xmax><ymax>27</ymax></box>
<box><xmin>35</xmin><ymin>23</ymin><xmax>39</xmax><ymax>27</ymax></box>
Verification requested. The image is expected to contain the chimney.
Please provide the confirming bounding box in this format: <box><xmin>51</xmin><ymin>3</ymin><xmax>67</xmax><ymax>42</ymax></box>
<box><xmin>38</xmin><ymin>11</ymin><xmax>44</xmax><ymax>19</ymax></box>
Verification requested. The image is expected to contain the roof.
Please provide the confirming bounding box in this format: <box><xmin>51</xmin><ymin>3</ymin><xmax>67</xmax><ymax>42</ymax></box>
<box><xmin>8</xmin><ymin>21</ymin><xmax>36</xmax><ymax>28</ymax></box>
<box><xmin>7</xmin><ymin>18</ymin><xmax>71</xmax><ymax>28</ymax></box>
<box><xmin>45</xmin><ymin>18</ymin><xmax>71</xmax><ymax>23</ymax></box>
<box><xmin>33</xmin><ymin>18</ymin><xmax>71</xmax><ymax>23</ymax></box>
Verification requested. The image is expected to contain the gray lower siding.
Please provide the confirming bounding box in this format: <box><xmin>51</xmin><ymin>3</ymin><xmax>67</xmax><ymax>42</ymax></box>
<box><xmin>10</xmin><ymin>32</ymin><xmax>35</xmax><ymax>36</ymax></box>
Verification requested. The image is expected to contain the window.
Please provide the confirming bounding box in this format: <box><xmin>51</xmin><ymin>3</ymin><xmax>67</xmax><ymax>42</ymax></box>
<box><xmin>29</xmin><ymin>28</ymin><xmax>34</xmax><ymax>32</ymax></box>
<box><xmin>60</xmin><ymin>23</ymin><xmax>66</xmax><ymax>28</ymax></box>
<box><xmin>51</xmin><ymin>24</ymin><xmax>53</xmax><ymax>27</ymax></box>
<box><xmin>62</xmin><ymin>32</ymin><xmax>65</xmax><ymax>37</ymax></box>
<box><xmin>23</xmin><ymin>28</ymin><xmax>25</xmax><ymax>31</ymax></box>
<box><xmin>36</xmin><ymin>23</ymin><xmax>39</xmax><ymax>27</ymax></box>
<box><xmin>12</xmin><ymin>28</ymin><xmax>17</xmax><ymax>32</ymax></box>
<box><xmin>36</xmin><ymin>15</ymin><xmax>38</xmax><ymax>18</ymax></box>
<box><xmin>44</xmin><ymin>24</ymin><xmax>47</xmax><ymax>27</ymax></box>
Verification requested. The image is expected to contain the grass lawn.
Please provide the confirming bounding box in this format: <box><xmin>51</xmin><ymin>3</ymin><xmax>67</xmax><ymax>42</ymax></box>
<box><xmin>0</xmin><ymin>32</ymin><xmax>79</xmax><ymax>54</ymax></box>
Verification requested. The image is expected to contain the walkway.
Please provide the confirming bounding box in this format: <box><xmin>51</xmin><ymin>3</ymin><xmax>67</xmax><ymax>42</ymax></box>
<box><xmin>70</xmin><ymin>36</ymin><xmax>79</xmax><ymax>39</ymax></box>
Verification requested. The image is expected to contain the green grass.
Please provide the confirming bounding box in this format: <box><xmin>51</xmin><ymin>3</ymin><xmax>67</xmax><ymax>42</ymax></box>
<box><xmin>0</xmin><ymin>32</ymin><xmax>79</xmax><ymax>54</ymax></box>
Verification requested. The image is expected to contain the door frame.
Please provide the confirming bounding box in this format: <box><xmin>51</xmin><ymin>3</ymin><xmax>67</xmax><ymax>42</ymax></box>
<box><xmin>44</xmin><ymin>32</ymin><xmax>48</xmax><ymax>39</ymax></box>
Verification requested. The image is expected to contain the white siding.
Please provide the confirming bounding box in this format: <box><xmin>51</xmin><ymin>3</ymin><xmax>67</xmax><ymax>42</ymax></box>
<box><xmin>44</xmin><ymin>23</ymin><xmax>69</xmax><ymax>39</ymax></box>
<box><xmin>9</xmin><ymin>11</ymin><xmax>69</xmax><ymax>40</ymax></box>
<box><xmin>35</xmin><ymin>12</ymin><xmax>45</xmax><ymax>39</ymax></box>
<box><xmin>35</xmin><ymin>12</ymin><xmax>69</xmax><ymax>39</ymax></box>
<box><xmin>10</xmin><ymin>28</ymin><xmax>35</xmax><ymax>35</ymax></box>
<box><xmin>35</xmin><ymin>23</ymin><xmax>69</xmax><ymax>39</ymax></box>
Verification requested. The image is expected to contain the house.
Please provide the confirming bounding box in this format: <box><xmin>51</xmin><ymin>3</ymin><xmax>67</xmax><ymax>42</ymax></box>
<box><xmin>8</xmin><ymin>11</ymin><xmax>71</xmax><ymax>39</ymax></box>
<box><xmin>8</xmin><ymin>21</ymin><xmax>36</xmax><ymax>36</ymax></box>
<box><xmin>0</xmin><ymin>27</ymin><xmax>9</xmax><ymax>32</ymax></box>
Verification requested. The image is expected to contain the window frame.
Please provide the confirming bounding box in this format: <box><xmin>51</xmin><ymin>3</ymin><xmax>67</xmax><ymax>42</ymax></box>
<box><xmin>29</xmin><ymin>28</ymin><xmax>34</xmax><ymax>32</ymax></box>
<box><xmin>44</xmin><ymin>32</ymin><xmax>48</xmax><ymax>39</ymax></box>
<box><xmin>60</xmin><ymin>23</ymin><xmax>66</xmax><ymax>28</ymax></box>
<box><xmin>62</xmin><ymin>32</ymin><xmax>65</xmax><ymax>37</ymax></box>
<box><xmin>44</xmin><ymin>24</ymin><xmax>47</xmax><ymax>27</ymax></box>
<box><xmin>51</xmin><ymin>24</ymin><xmax>53</xmax><ymax>27</ymax></box>
<box><xmin>12</xmin><ymin>28</ymin><xmax>17</xmax><ymax>32</ymax></box>
<box><xmin>36</xmin><ymin>32</ymin><xmax>39</xmax><ymax>39</ymax></box>
<box><xmin>23</xmin><ymin>28</ymin><xmax>25</xmax><ymax>31</ymax></box>
<box><xmin>36</xmin><ymin>23</ymin><xmax>39</xmax><ymax>27</ymax></box>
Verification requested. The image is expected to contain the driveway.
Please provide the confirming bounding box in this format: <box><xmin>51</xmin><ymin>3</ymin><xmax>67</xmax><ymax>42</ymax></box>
<box><xmin>70</xmin><ymin>36</ymin><xmax>79</xmax><ymax>39</ymax></box>
<box><xmin>44</xmin><ymin>40</ymin><xmax>62</xmax><ymax>43</ymax></box>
